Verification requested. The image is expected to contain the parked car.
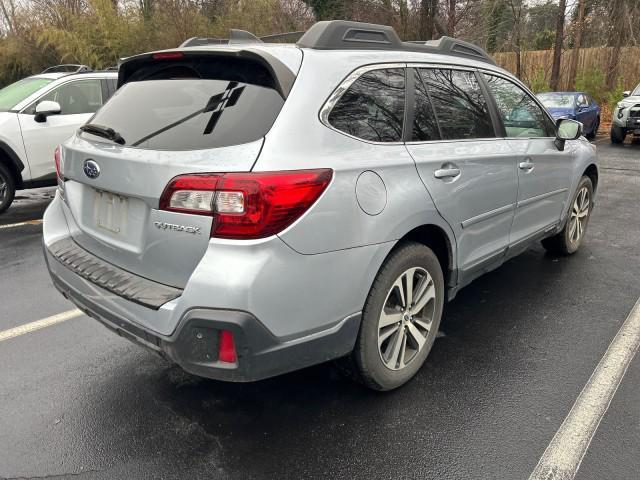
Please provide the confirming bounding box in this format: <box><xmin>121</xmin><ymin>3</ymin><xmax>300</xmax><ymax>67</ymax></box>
<box><xmin>537</xmin><ymin>91</ymin><xmax>601</xmax><ymax>140</ymax></box>
<box><xmin>43</xmin><ymin>21</ymin><xmax>598</xmax><ymax>391</ymax></box>
<box><xmin>0</xmin><ymin>66</ymin><xmax>118</xmax><ymax>213</ymax></box>
<box><xmin>611</xmin><ymin>83</ymin><xmax>640</xmax><ymax>144</ymax></box>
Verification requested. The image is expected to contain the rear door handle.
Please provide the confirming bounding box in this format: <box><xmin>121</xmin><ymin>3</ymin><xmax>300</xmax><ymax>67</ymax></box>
<box><xmin>434</xmin><ymin>168</ymin><xmax>461</xmax><ymax>179</ymax></box>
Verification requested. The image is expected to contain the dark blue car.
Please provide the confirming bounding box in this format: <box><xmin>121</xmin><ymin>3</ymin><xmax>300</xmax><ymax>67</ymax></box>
<box><xmin>537</xmin><ymin>92</ymin><xmax>601</xmax><ymax>139</ymax></box>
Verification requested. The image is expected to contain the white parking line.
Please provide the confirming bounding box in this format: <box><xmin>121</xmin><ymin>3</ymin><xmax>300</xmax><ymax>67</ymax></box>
<box><xmin>0</xmin><ymin>309</ymin><xmax>83</xmax><ymax>342</ymax></box>
<box><xmin>529</xmin><ymin>297</ymin><xmax>640</xmax><ymax>480</ymax></box>
<box><xmin>0</xmin><ymin>219</ymin><xmax>43</xmax><ymax>229</ymax></box>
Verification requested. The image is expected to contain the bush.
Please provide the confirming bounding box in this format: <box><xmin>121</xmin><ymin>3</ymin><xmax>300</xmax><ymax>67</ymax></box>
<box><xmin>575</xmin><ymin>69</ymin><xmax>624</xmax><ymax>110</ymax></box>
<box><xmin>529</xmin><ymin>69</ymin><xmax>550</xmax><ymax>93</ymax></box>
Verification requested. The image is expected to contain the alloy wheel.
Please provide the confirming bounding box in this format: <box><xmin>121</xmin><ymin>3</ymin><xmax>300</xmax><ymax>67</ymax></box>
<box><xmin>377</xmin><ymin>267</ymin><xmax>436</xmax><ymax>370</ymax></box>
<box><xmin>569</xmin><ymin>186</ymin><xmax>590</xmax><ymax>244</ymax></box>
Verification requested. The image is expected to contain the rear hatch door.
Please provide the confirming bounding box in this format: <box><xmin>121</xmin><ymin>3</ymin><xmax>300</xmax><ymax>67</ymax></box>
<box><xmin>59</xmin><ymin>49</ymin><xmax>298</xmax><ymax>288</ymax></box>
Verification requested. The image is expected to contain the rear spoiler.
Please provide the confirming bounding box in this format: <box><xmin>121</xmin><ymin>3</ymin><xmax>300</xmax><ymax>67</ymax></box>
<box><xmin>117</xmin><ymin>48</ymin><xmax>297</xmax><ymax>99</ymax></box>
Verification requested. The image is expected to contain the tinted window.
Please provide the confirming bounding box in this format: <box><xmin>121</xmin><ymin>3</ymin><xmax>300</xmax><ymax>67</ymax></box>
<box><xmin>412</xmin><ymin>69</ymin><xmax>440</xmax><ymax>141</ymax></box>
<box><xmin>418</xmin><ymin>68</ymin><xmax>494</xmax><ymax>140</ymax></box>
<box><xmin>26</xmin><ymin>79</ymin><xmax>103</xmax><ymax>115</ymax></box>
<box><xmin>81</xmin><ymin>78</ymin><xmax>284</xmax><ymax>150</ymax></box>
<box><xmin>484</xmin><ymin>74</ymin><xmax>556</xmax><ymax>138</ymax></box>
<box><xmin>328</xmin><ymin>68</ymin><xmax>405</xmax><ymax>142</ymax></box>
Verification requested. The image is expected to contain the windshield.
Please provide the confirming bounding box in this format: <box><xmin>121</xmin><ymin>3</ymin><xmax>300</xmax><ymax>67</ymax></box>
<box><xmin>0</xmin><ymin>77</ymin><xmax>53</xmax><ymax>111</ymax></box>
<box><xmin>633</xmin><ymin>84</ymin><xmax>640</xmax><ymax>96</ymax></box>
<box><xmin>537</xmin><ymin>94</ymin><xmax>575</xmax><ymax>109</ymax></box>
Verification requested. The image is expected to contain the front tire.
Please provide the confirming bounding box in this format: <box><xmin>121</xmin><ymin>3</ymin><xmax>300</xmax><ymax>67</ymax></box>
<box><xmin>0</xmin><ymin>163</ymin><xmax>16</xmax><ymax>214</ymax></box>
<box><xmin>611</xmin><ymin>126</ymin><xmax>626</xmax><ymax>144</ymax></box>
<box><xmin>542</xmin><ymin>176</ymin><xmax>593</xmax><ymax>255</ymax></box>
<box><xmin>347</xmin><ymin>242</ymin><xmax>445</xmax><ymax>391</ymax></box>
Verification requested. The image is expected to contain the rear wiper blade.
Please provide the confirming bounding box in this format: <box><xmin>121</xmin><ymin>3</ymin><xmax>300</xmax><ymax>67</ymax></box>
<box><xmin>79</xmin><ymin>123</ymin><xmax>126</xmax><ymax>145</ymax></box>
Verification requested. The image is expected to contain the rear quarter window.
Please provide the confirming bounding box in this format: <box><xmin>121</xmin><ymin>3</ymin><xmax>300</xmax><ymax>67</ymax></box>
<box><xmin>327</xmin><ymin>68</ymin><xmax>405</xmax><ymax>142</ymax></box>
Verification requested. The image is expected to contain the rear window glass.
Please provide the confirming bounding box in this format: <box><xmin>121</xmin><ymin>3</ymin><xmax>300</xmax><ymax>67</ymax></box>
<box><xmin>81</xmin><ymin>59</ymin><xmax>285</xmax><ymax>150</ymax></box>
<box><xmin>328</xmin><ymin>68</ymin><xmax>405</xmax><ymax>142</ymax></box>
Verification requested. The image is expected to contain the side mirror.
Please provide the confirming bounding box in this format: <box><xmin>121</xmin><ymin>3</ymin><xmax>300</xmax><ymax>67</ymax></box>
<box><xmin>555</xmin><ymin>119</ymin><xmax>583</xmax><ymax>151</ymax></box>
<box><xmin>622</xmin><ymin>91</ymin><xmax>631</xmax><ymax>98</ymax></box>
<box><xmin>34</xmin><ymin>100</ymin><xmax>61</xmax><ymax>123</ymax></box>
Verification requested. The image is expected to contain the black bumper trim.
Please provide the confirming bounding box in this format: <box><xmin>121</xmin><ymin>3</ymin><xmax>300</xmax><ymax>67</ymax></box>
<box><xmin>48</xmin><ymin>238</ymin><xmax>183</xmax><ymax>310</ymax></box>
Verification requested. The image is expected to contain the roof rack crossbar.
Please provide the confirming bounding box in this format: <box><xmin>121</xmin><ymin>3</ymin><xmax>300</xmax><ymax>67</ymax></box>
<box><xmin>296</xmin><ymin>21</ymin><xmax>496</xmax><ymax>66</ymax></box>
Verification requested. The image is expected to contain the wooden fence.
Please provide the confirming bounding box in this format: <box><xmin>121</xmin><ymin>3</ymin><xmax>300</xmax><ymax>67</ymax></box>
<box><xmin>493</xmin><ymin>47</ymin><xmax>640</xmax><ymax>91</ymax></box>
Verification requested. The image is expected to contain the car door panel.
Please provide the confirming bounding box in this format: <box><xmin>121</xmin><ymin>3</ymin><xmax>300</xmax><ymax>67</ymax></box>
<box><xmin>482</xmin><ymin>73</ymin><xmax>574</xmax><ymax>248</ymax></box>
<box><xmin>408</xmin><ymin>139</ymin><xmax>517</xmax><ymax>272</ymax></box>
<box><xmin>18</xmin><ymin>113</ymin><xmax>93</xmax><ymax>180</ymax></box>
<box><xmin>407</xmin><ymin>67</ymin><xmax>518</xmax><ymax>276</ymax></box>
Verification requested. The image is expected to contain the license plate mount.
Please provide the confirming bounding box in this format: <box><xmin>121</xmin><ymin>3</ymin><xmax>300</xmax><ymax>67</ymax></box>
<box><xmin>94</xmin><ymin>190</ymin><xmax>128</xmax><ymax>234</ymax></box>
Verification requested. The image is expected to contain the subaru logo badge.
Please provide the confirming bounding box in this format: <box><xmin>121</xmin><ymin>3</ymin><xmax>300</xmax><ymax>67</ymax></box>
<box><xmin>83</xmin><ymin>159</ymin><xmax>100</xmax><ymax>179</ymax></box>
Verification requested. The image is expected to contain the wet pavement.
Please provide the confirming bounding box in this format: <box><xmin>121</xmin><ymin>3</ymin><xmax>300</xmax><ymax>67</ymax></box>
<box><xmin>0</xmin><ymin>138</ymin><xmax>638</xmax><ymax>479</ymax></box>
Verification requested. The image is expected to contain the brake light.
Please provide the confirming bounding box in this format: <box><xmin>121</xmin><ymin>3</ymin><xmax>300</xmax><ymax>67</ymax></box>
<box><xmin>153</xmin><ymin>52</ymin><xmax>184</xmax><ymax>60</ymax></box>
<box><xmin>159</xmin><ymin>169</ymin><xmax>333</xmax><ymax>239</ymax></box>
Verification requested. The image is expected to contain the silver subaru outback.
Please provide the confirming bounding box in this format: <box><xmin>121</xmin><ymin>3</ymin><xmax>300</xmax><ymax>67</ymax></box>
<box><xmin>43</xmin><ymin>21</ymin><xmax>598</xmax><ymax>391</ymax></box>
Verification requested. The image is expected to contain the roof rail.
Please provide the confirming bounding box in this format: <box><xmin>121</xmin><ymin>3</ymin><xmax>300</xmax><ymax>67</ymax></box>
<box><xmin>296</xmin><ymin>20</ymin><xmax>496</xmax><ymax>66</ymax></box>
<box><xmin>42</xmin><ymin>64</ymin><xmax>92</xmax><ymax>74</ymax></box>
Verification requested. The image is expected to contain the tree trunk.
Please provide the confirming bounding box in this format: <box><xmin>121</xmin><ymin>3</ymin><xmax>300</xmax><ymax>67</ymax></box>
<box><xmin>567</xmin><ymin>0</ymin><xmax>585</xmax><ymax>89</ymax></box>
<box><xmin>447</xmin><ymin>0</ymin><xmax>455</xmax><ymax>36</ymax></box>
<box><xmin>606</xmin><ymin>0</ymin><xmax>628</xmax><ymax>90</ymax></box>
<box><xmin>420</xmin><ymin>0</ymin><xmax>437</xmax><ymax>40</ymax></box>
<box><xmin>550</xmin><ymin>0</ymin><xmax>566</xmax><ymax>91</ymax></box>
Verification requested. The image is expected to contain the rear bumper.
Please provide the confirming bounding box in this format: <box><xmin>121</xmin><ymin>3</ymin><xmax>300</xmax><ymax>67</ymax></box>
<box><xmin>45</xmin><ymin>244</ymin><xmax>361</xmax><ymax>381</ymax></box>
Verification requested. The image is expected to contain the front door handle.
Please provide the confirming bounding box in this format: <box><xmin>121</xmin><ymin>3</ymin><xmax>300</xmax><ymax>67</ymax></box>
<box><xmin>434</xmin><ymin>167</ymin><xmax>461</xmax><ymax>179</ymax></box>
<box><xmin>519</xmin><ymin>159</ymin><xmax>534</xmax><ymax>171</ymax></box>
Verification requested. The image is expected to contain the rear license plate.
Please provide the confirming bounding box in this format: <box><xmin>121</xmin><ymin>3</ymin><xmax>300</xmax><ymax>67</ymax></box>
<box><xmin>94</xmin><ymin>190</ymin><xmax>127</xmax><ymax>234</ymax></box>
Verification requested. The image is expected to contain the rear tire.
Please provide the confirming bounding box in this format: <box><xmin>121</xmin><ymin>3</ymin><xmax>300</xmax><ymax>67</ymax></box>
<box><xmin>610</xmin><ymin>126</ymin><xmax>626</xmax><ymax>144</ymax></box>
<box><xmin>345</xmin><ymin>242</ymin><xmax>445</xmax><ymax>391</ymax></box>
<box><xmin>542</xmin><ymin>176</ymin><xmax>593</xmax><ymax>255</ymax></box>
<box><xmin>0</xmin><ymin>163</ymin><xmax>16</xmax><ymax>214</ymax></box>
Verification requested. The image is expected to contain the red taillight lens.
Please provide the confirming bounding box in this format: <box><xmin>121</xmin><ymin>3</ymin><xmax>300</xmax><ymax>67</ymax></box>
<box><xmin>218</xmin><ymin>330</ymin><xmax>237</xmax><ymax>363</ymax></box>
<box><xmin>152</xmin><ymin>51</ymin><xmax>184</xmax><ymax>60</ymax></box>
<box><xmin>54</xmin><ymin>145</ymin><xmax>61</xmax><ymax>179</ymax></box>
<box><xmin>159</xmin><ymin>169</ymin><xmax>333</xmax><ymax>239</ymax></box>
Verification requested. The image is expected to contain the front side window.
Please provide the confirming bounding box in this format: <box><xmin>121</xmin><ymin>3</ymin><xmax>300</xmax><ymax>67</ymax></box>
<box><xmin>328</xmin><ymin>68</ymin><xmax>405</xmax><ymax>142</ymax></box>
<box><xmin>484</xmin><ymin>74</ymin><xmax>556</xmax><ymax>138</ymax></box>
<box><xmin>26</xmin><ymin>79</ymin><xmax>103</xmax><ymax>115</ymax></box>
<box><xmin>0</xmin><ymin>78</ymin><xmax>53</xmax><ymax>111</ymax></box>
<box><xmin>576</xmin><ymin>94</ymin><xmax>588</xmax><ymax>107</ymax></box>
<box><xmin>418</xmin><ymin>68</ymin><xmax>495</xmax><ymax>141</ymax></box>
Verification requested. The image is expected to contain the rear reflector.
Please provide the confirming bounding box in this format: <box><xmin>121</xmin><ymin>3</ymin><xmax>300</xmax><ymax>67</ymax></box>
<box><xmin>218</xmin><ymin>330</ymin><xmax>237</xmax><ymax>363</ymax></box>
<box><xmin>159</xmin><ymin>169</ymin><xmax>333</xmax><ymax>239</ymax></box>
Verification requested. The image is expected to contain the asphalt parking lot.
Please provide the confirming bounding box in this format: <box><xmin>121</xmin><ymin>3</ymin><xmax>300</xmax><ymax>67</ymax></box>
<box><xmin>1</xmin><ymin>137</ymin><xmax>638</xmax><ymax>480</ymax></box>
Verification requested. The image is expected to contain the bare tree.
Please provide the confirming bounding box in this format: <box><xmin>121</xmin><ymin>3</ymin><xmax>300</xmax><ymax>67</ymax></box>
<box><xmin>550</xmin><ymin>0</ymin><xmax>566</xmax><ymax>90</ymax></box>
<box><xmin>566</xmin><ymin>0</ymin><xmax>585</xmax><ymax>89</ymax></box>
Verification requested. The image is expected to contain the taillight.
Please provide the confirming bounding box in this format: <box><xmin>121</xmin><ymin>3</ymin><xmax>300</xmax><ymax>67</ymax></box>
<box><xmin>54</xmin><ymin>145</ymin><xmax>61</xmax><ymax>179</ymax></box>
<box><xmin>159</xmin><ymin>169</ymin><xmax>333</xmax><ymax>239</ymax></box>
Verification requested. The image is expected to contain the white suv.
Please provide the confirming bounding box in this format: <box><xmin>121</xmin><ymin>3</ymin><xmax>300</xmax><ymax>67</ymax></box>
<box><xmin>0</xmin><ymin>66</ymin><xmax>118</xmax><ymax>213</ymax></box>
